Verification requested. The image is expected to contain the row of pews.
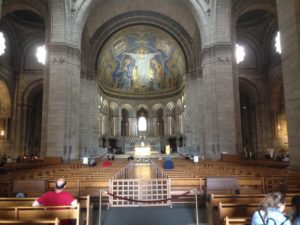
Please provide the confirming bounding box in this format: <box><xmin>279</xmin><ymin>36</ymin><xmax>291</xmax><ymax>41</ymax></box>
<box><xmin>1</xmin><ymin>157</ymin><xmax>300</xmax><ymax>224</ymax></box>
<box><xmin>0</xmin><ymin>158</ymin><xmax>130</xmax><ymax>197</ymax></box>
<box><xmin>0</xmin><ymin>158</ymin><xmax>130</xmax><ymax>225</ymax></box>
<box><xmin>154</xmin><ymin>158</ymin><xmax>300</xmax><ymax>225</ymax></box>
<box><xmin>0</xmin><ymin>196</ymin><xmax>92</xmax><ymax>225</ymax></box>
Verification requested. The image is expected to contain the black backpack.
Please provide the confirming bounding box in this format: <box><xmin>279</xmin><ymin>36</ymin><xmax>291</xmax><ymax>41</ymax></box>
<box><xmin>258</xmin><ymin>211</ymin><xmax>289</xmax><ymax>225</ymax></box>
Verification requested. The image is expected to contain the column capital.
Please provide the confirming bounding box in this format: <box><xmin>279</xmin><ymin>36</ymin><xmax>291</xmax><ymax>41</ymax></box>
<box><xmin>201</xmin><ymin>43</ymin><xmax>233</xmax><ymax>56</ymax></box>
<box><xmin>48</xmin><ymin>43</ymin><xmax>81</xmax><ymax>56</ymax></box>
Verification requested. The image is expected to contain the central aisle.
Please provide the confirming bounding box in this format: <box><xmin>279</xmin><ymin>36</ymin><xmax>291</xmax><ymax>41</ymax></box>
<box><xmin>133</xmin><ymin>164</ymin><xmax>155</xmax><ymax>179</ymax></box>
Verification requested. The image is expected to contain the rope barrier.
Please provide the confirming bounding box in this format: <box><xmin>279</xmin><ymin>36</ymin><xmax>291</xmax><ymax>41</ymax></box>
<box><xmin>105</xmin><ymin>190</ymin><xmax>192</xmax><ymax>203</ymax></box>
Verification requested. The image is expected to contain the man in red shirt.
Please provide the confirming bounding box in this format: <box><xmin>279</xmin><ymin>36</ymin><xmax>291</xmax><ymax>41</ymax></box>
<box><xmin>32</xmin><ymin>178</ymin><xmax>78</xmax><ymax>225</ymax></box>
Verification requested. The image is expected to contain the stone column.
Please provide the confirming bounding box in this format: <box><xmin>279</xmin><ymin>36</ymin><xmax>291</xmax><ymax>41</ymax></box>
<box><xmin>112</xmin><ymin>116</ymin><xmax>118</xmax><ymax>136</ymax></box>
<box><xmin>147</xmin><ymin>117</ymin><xmax>155</xmax><ymax>136</ymax></box>
<box><xmin>164</xmin><ymin>116</ymin><xmax>172</xmax><ymax>136</ymax></box>
<box><xmin>201</xmin><ymin>44</ymin><xmax>237</xmax><ymax>159</ymax></box>
<box><xmin>79</xmin><ymin>75</ymin><xmax>98</xmax><ymax>155</ymax></box>
<box><xmin>277</xmin><ymin>0</ymin><xmax>300</xmax><ymax>168</ymax></box>
<box><xmin>185</xmin><ymin>73</ymin><xmax>203</xmax><ymax>152</ymax></box>
<box><xmin>42</xmin><ymin>44</ymin><xmax>81</xmax><ymax>160</ymax></box>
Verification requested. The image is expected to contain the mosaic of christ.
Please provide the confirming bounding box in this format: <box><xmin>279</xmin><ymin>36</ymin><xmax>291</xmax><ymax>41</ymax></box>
<box><xmin>98</xmin><ymin>25</ymin><xmax>186</xmax><ymax>95</ymax></box>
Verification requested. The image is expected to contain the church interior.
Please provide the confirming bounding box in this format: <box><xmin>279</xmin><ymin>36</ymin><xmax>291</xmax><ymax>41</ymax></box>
<box><xmin>0</xmin><ymin>0</ymin><xmax>300</xmax><ymax>224</ymax></box>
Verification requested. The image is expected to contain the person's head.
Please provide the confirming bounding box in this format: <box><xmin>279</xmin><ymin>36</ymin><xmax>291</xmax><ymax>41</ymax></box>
<box><xmin>55</xmin><ymin>178</ymin><xmax>67</xmax><ymax>192</ymax></box>
<box><xmin>261</xmin><ymin>192</ymin><xmax>286</xmax><ymax>212</ymax></box>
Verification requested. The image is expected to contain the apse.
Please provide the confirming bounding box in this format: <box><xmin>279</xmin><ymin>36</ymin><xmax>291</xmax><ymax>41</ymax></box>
<box><xmin>97</xmin><ymin>25</ymin><xmax>186</xmax><ymax>98</ymax></box>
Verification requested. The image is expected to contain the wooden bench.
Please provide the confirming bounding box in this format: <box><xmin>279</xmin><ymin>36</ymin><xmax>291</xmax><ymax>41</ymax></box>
<box><xmin>0</xmin><ymin>196</ymin><xmax>92</xmax><ymax>225</ymax></box>
<box><xmin>0</xmin><ymin>218</ymin><xmax>59</xmax><ymax>224</ymax></box>
<box><xmin>0</xmin><ymin>204</ymin><xmax>80</xmax><ymax>225</ymax></box>
<box><xmin>205</xmin><ymin>177</ymin><xmax>239</xmax><ymax>195</ymax></box>
<box><xmin>218</xmin><ymin>202</ymin><xmax>292</xmax><ymax>225</ymax></box>
<box><xmin>207</xmin><ymin>193</ymin><xmax>299</xmax><ymax>225</ymax></box>
<box><xmin>12</xmin><ymin>180</ymin><xmax>49</xmax><ymax>197</ymax></box>
<box><xmin>224</xmin><ymin>216</ymin><xmax>251</xmax><ymax>225</ymax></box>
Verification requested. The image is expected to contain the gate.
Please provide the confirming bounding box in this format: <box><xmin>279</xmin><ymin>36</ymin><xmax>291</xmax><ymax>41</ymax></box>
<box><xmin>108</xmin><ymin>178</ymin><xmax>171</xmax><ymax>207</ymax></box>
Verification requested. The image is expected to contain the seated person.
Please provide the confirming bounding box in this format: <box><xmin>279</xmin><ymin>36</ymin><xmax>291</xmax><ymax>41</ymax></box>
<box><xmin>251</xmin><ymin>192</ymin><xmax>290</xmax><ymax>225</ymax></box>
<box><xmin>128</xmin><ymin>155</ymin><xmax>134</xmax><ymax>161</ymax></box>
<box><xmin>163</xmin><ymin>156</ymin><xmax>174</xmax><ymax>169</ymax></box>
<box><xmin>102</xmin><ymin>160</ymin><xmax>112</xmax><ymax>167</ymax></box>
<box><xmin>32</xmin><ymin>178</ymin><xmax>78</xmax><ymax>225</ymax></box>
<box><xmin>88</xmin><ymin>158</ymin><xmax>96</xmax><ymax>166</ymax></box>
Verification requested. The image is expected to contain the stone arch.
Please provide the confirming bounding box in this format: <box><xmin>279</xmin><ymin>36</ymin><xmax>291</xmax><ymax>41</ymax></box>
<box><xmin>73</xmin><ymin>0</ymin><xmax>208</xmax><ymax>49</ymax></box>
<box><xmin>0</xmin><ymin>21</ymin><xmax>18</xmax><ymax>69</ymax></box>
<box><xmin>234</xmin><ymin>0</ymin><xmax>277</xmax><ymax>23</ymax></box>
<box><xmin>152</xmin><ymin>104</ymin><xmax>164</xmax><ymax>114</ymax></box>
<box><xmin>263</xmin><ymin>20</ymin><xmax>281</xmax><ymax>66</ymax></box>
<box><xmin>236</xmin><ymin>32</ymin><xmax>264</xmax><ymax>70</ymax></box>
<box><xmin>21</xmin><ymin>79</ymin><xmax>43</xmax><ymax>105</ymax></box>
<box><xmin>239</xmin><ymin>78</ymin><xmax>262</xmax><ymax>157</ymax></box>
<box><xmin>101</xmin><ymin>99</ymin><xmax>109</xmax><ymax>114</ymax></box>
<box><xmin>109</xmin><ymin>102</ymin><xmax>119</xmax><ymax>117</ymax></box>
<box><xmin>19</xmin><ymin>34</ymin><xmax>45</xmax><ymax>72</ymax></box>
<box><xmin>176</xmin><ymin>99</ymin><xmax>183</xmax><ymax>114</ymax></box>
<box><xmin>91</xmin><ymin>11</ymin><xmax>195</xmax><ymax>75</ymax></box>
<box><xmin>2</xmin><ymin>0</ymin><xmax>48</xmax><ymax>19</ymax></box>
<box><xmin>136</xmin><ymin>104</ymin><xmax>149</xmax><ymax>114</ymax></box>
<box><xmin>2</xmin><ymin>0</ymin><xmax>49</xmax><ymax>44</ymax></box>
<box><xmin>120</xmin><ymin>104</ymin><xmax>134</xmax><ymax>118</ymax></box>
<box><xmin>20</xmin><ymin>79</ymin><xmax>43</xmax><ymax>156</ymax></box>
<box><xmin>165</xmin><ymin>102</ymin><xmax>175</xmax><ymax>116</ymax></box>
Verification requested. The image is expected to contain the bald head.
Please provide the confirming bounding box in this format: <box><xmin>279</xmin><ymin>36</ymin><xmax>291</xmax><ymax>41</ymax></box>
<box><xmin>55</xmin><ymin>178</ymin><xmax>66</xmax><ymax>190</ymax></box>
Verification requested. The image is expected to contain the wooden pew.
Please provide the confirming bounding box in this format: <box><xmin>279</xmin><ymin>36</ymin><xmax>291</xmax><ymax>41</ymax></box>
<box><xmin>0</xmin><ymin>204</ymin><xmax>80</xmax><ymax>225</ymax></box>
<box><xmin>80</xmin><ymin>179</ymin><xmax>109</xmax><ymax>196</ymax></box>
<box><xmin>0</xmin><ymin>197</ymin><xmax>91</xmax><ymax>225</ymax></box>
<box><xmin>207</xmin><ymin>193</ymin><xmax>299</xmax><ymax>225</ymax></box>
<box><xmin>0</xmin><ymin>218</ymin><xmax>59</xmax><ymax>225</ymax></box>
<box><xmin>205</xmin><ymin>177</ymin><xmax>239</xmax><ymax>195</ymax></box>
<box><xmin>169</xmin><ymin>178</ymin><xmax>203</xmax><ymax>204</ymax></box>
<box><xmin>224</xmin><ymin>217</ymin><xmax>251</xmax><ymax>225</ymax></box>
<box><xmin>12</xmin><ymin>180</ymin><xmax>49</xmax><ymax>197</ymax></box>
<box><xmin>218</xmin><ymin>202</ymin><xmax>292</xmax><ymax>225</ymax></box>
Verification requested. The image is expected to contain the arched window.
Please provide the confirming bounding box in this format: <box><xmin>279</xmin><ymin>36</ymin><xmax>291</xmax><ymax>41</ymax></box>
<box><xmin>36</xmin><ymin>45</ymin><xmax>46</xmax><ymax>65</ymax></box>
<box><xmin>138</xmin><ymin>117</ymin><xmax>147</xmax><ymax>132</ymax></box>
<box><xmin>0</xmin><ymin>32</ymin><xmax>6</xmax><ymax>56</ymax></box>
<box><xmin>235</xmin><ymin>44</ymin><xmax>246</xmax><ymax>64</ymax></box>
<box><xmin>275</xmin><ymin>31</ymin><xmax>281</xmax><ymax>54</ymax></box>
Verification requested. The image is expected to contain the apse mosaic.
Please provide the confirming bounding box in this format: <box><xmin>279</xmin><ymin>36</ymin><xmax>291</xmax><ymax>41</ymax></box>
<box><xmin>98</xmin><ymin>25</ymin><xmax>186</xmax><ymax>96</ymax></box>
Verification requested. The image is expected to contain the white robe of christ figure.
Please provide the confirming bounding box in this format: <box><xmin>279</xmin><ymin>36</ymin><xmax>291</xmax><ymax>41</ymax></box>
<box><xmin>124</xmin><ymin>48</ymin><xmax>159</xmax><ymax>86</ymax></box>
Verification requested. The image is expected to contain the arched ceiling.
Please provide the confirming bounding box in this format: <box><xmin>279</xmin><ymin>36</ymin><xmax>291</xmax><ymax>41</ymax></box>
<box><xmin>84</xmin><ymin>0</ymin><xmax>198</xmax><ymax>42</ymax></box>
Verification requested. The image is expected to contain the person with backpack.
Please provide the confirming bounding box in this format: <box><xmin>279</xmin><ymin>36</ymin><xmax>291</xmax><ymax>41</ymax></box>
<box><xmin>252</xmin><ymin>192</ymin><xmax>291</xmax><ymax>225</ymax></box>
